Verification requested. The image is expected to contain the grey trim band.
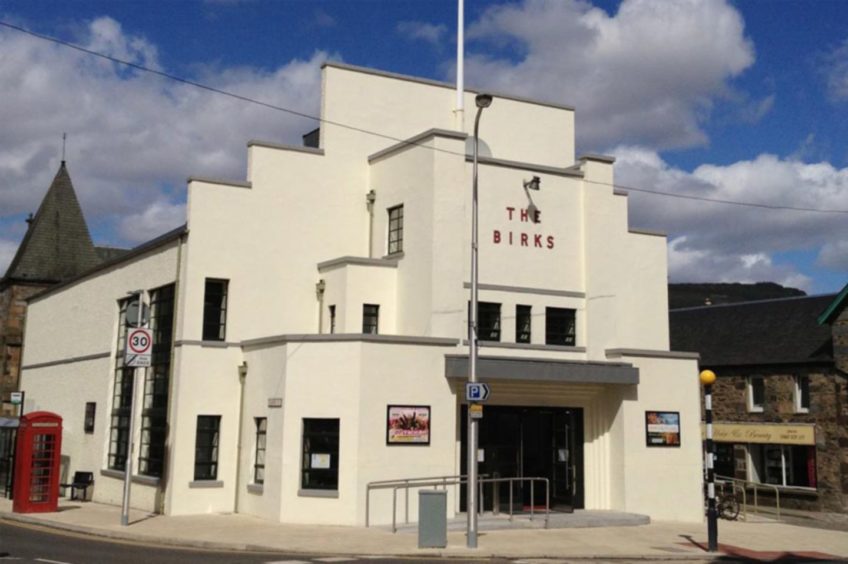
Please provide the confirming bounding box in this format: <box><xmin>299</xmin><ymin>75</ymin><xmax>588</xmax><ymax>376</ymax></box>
<box><xmin>298</xmin><ymin>489</ymin><xmax>339</xmax><ymax>498</ymax></box>
<box><xmin>247</xmin><ymin>484</ymin><xmax>264</xmax><ymax>494</ymax></box>
<box><xmin>445</xmin><ymin>354</ymin><xmax>639</xmax><ymax>385</ymax></box>
<box><xmin>187</xmin><ymin>176</ymin><xmax>252</xmax><ymax>189</ymax></box>
<box><xmin>463</xmin><ymin>282</ymin><xmax>585</xmax><ymax>299</ymax></box>
<box><xmin>471</xmin><ymin>155</ymin><xmax>584</xmax><ymax>178</ymax></box>
<box><xmin>189</xmin><ymin>480</ymin><xmax>224</xmax><ymax>489</ymax></box>
<box><xmin>317</xmin><ymin>256</ymin><xmax>399</xmax><ymax>271</ymax></box>
<box><xmin>242</xmin><ymin>333</ymin><xmax>459</xmax><ymax>349</ymax></box>
<box><xmin>248</xmin><ymin>140</ymin><xmax>325</xmax><ymax>156</ymax></box>
<box><xmin>628</xmin><ymin>228</ymin><xmax>667</xmax><ymax>238</ymax></box>
<box><xmin>466</xmin><ymin>341</ymin><xmax>587</xmax><ymax>353</ymax></box>
<box><xmin>174</xmin><ymin>340</ymin><xmax>240</xmax><ymax>348</ymax></box>
<box><xmin>23</xmin><ymin>352</ymin><xmax>111</xmax><ymax>371</ymax></box>
<box><xmin>579</xmin><ymin>153</ymin><xmax>616</xmax><ymax>164</ymax></box>
<box><xmin>368</xmin><ymin>129</ymin><xmax>468</xmax><ymax>164</ymax></box>
<box><xmin>606</xmin><ymin>348</ymin><xmax>700</xmax><ymax>360</ymax></box>
<box><xmin>100</xmin><ymin>469</ymin><xmax>160</xmax><ymax>486</ymax></box>
<box><xmin>322</xmin><ymin>62</ymin><xmax>576</xmax><ymax>112</ymax></box>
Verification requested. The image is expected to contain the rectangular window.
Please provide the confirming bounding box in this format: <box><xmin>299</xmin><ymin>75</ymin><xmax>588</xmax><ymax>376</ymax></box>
<box><xmin>363</xmin><ymin>304</ymin><xmax>379</xmax><ymax>334</ymax></box>
<box><xmin>516</xmin><ymin>305</ymin><xmax>532</xmax><ymax>343</ymax></box>
<box><xmin>301</xmin><ymin>418</ymin><xmax>339</xmax><ymax>491</ymax></box>
<box><xmin>108</xmin><ymin>299</ymin><xmax>132</xmax><ymax>471</ymax></box>
<box><xmin>794</xmin><ymin>375</ymin><xmax>810</xmax><ymax>413</ymax></box>
<box><xmin>202</xmin><ymin>279</ymin><xmax>228</xmax><ymax>341</ymax></box>
<box><xmin>84</xmin><ymin>402</ymin><xmax>96</xmax><ymax>434</ymax></box>
<box><xmin>194</xmin><ymin>415</ymin><xmax>221</xmax><ymax>481</ymax></box>
<box><xmin>387</xmin><ymin>205</ymin><xmax>403</xmax><ymax>255</ymax></box>
<box><xmin>749</xmin><ymin>444</ymin><xmax>816</xmax><ymax>488</ymax></box>
<box><xmin>477</xmin><ymin>302</ymin><xmax>501</xmax><ymax>342</ymax></box>
<box><xmin>546</xmin><ymin>307</ymin><xmax>576</xmax><ymax>346</ymax></box>
<box><xmin>139</xmin><ymin>284</ymin><xmax>175</xmax><ymax>477</ymax></box>
<box><xmin>329</xmin><ymin>305</ymin><xmax>336</xmax><ymax>334</ymax></box>
<box><xmin>254</xmin><ymin>417</ymin><xmax>267</xmax><ymax>485</ymax></box>
<box><xmin>747</xmin><ymin>376</ymin><xmax>765</xmax><ymax>412</ymax></box>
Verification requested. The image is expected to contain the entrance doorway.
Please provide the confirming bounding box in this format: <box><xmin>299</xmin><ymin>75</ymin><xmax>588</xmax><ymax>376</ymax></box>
<box><xmin>460</xmin><ymin>405</ymin><xmax>583</xmax><ymax>512</ymax></box>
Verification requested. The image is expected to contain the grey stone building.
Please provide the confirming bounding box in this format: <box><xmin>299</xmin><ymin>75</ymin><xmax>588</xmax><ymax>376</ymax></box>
<box><xmin>0</xmin><ymin>161</ymin><xmax>124</xmax><ymax>416</ymax></box>
<box><xmin>670</xmin><ymin>290</ymin><xmax>848</xmax><ymax>512</ymax></box>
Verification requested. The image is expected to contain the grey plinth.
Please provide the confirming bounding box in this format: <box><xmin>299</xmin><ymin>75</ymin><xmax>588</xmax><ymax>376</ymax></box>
<box><xmin>418</xmin><ymin>489</ymin><xmax>447</xmax><ymax>548</ymax></box>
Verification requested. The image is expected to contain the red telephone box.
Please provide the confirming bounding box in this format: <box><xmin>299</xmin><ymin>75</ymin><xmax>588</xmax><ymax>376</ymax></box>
<box><xmin>13</xmin><ymin>411</ymin><xmax>62</xmax><ymax>513</ymax></box>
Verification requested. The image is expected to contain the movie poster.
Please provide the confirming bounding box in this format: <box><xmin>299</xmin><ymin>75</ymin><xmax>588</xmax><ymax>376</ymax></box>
<box><xmin>387</xmin><ymin>405</ymin><xmax>430</xmax><ymax>445</ymax></box>
<box><xmin>645</xmin><ymin>411</ymin><xmax>681</xmax><ymax>447</ymax></box>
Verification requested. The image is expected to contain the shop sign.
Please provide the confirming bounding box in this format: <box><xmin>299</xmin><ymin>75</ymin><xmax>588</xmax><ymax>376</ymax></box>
<box><xmin>386</xmin><ymin>405</ymin><xmax>430</xmax><ymax>445</ymax></box>
<box><xmin>645</xmin><ymin>411</ymin><xmax>681</xmax><ymax>447</ymax></box>
<box><xmin>708</xmin><ymin>422</ymin><xmax>815</xmax><ymax>445</ymax></box>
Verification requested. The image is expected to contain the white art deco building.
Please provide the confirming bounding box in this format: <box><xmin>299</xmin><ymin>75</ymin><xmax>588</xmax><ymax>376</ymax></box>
<box><xmin>20</xmin><ymin>63</ymin><xmax>703</xmax><ymax>525</ymax></box>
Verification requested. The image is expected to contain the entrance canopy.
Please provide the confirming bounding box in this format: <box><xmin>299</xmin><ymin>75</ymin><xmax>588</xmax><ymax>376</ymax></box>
<box><xmin>445</xmin><ymin>355</ymin><xmax>639</xmax><ymax>385</ymax></box>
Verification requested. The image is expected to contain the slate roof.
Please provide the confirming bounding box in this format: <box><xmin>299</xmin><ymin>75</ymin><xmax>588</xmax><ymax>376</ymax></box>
<box><xmin>3</xmin><ymin>162</ymin><xmax>102</xmax><ymax>283</ymax></box>
<box><xmin>669</xmin><ymin>294</ymin><xmax>836</xmax><ymax>367</ymax></box>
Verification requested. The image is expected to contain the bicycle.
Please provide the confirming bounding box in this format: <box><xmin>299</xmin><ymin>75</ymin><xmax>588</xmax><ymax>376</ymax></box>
<box><xmin>705</xmin><ymin>480</ymin><xmax>741</xmax><ymax>520</ymax></box>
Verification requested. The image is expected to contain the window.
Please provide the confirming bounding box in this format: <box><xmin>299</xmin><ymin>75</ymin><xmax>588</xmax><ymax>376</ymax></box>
<box><xmin>747</xmin><ymin>376</ymin><xmax>765</xmax><ymax>412</ymax></box>
<box><xmin>794</xmin><ymin>375</ymin><xmax>810</xmax><ymax>413</ymax></box>
<box><xmin>749</xmin><ymin>444</ymin><xmax>816</xmax><ymax>488</ymax></box>
<box><xmin>477</xmin><ymin>302</ymin><xmax>501</xmax><ymax>342</ymax></box>
<box><xmin>546</xmin><ymin>307</ymin><xmax>576</xmax><ymax>346</ymax></box>
<box><xmin>194</xmin><ymin>415</ymin><xmax>221</xmax><ymax>481</ymax></box>
<box><xmin>202</xmin><ymin>279</ymin><xmax>228</xmax><ymax>341</ymax></box>
<box><xmin>516</xmin><ymin>305</ymin><xmax>532</xmax><ymax>343</ymax></box>
<box><xmin>363</xmin><ymin>304</ymin><xmax>379</xmax><ymax>334</ymax></box>
<box><xmin>84</xmin><ymin>402</ymin><xmax>96</xmax><ymax>434</ymax></box>
<box><xmin>254</xmin><ymin>417</ymin><xmax>267</xmax><ymax>484</ymax></box>
<box><xmin>139</xmin><ymin>284</ymin><xmax>175</xmax><ymax>477</ymax></box>
<box><xmin>302</xmin><ymin>418</ymin><xmax>339</xmax><ymax>491</ymax></box>
<box><xmin>329</xmin><ymin>305</ymin><xmax>336</xmax><ymax>334</ymax></box>
<box><xmin>108</xmin><ymin>299</ymin><xmax>133</xmax><ymax>471</ymax></box>
<box><xmin>387</xmin><ymin>205</ymin><xmax>403</xmax><ymax>254</ymax></box>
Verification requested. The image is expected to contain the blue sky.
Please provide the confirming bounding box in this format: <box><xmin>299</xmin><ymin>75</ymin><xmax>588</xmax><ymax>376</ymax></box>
<box><xmin>0</xmin><ymin>0</ymin><xmax>846</xmax><ymax>293</ymax></box>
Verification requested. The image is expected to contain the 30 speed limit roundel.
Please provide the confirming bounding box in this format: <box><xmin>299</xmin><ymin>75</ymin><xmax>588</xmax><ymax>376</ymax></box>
<box><xmin>125</xmin><ymin>328</ymin><xmax>153</xmax><ymax>367</ymax></box>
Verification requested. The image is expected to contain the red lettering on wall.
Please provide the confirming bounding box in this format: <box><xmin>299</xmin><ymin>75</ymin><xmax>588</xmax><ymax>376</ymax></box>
<box><xmin>520</xmin><ymin>209</ymin><xmax>529</xmax><ymax>222</ymax></box>
<box><xmin>506</xmin><ymin>207</ymin><xmax>515</xmax><ymax>220</ymax></box>
<box><xmin>493</xmin><ymin>230</ymin><xmax>501</xmax><ymax>244</ymax></box>
<box><xmin>521</xmin><ymin>233</ymin><xmax>529</xmax><ymax>246</ymax></box>
<box><xmin>547</xmin><ymin>236</ymin><xmax>555</xmax><ymax>249</ymax></box>
<box><xmin>534</xmin><ymin>234</ymin><xmax>542</xmax><ymax>247</ymax></box>
<box><xmin>509</xmin><ymin>232</ymin><xmax>514</xmax><ymax>245</ymax></box>
<box><xmin>534</xmin><ymin>209</ymin><xmax>541</xmax><ymax>223</ymax></box>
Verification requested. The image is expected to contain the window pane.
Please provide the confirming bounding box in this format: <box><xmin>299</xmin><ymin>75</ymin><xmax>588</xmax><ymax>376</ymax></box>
<box><xmin>388</xmin><ymin>205</ymin><xmax>404</xmax><ymax>254</ymax></box>
<box><xmin>516</xmin><ymin>305</ymin><xmax>532</xmax><ymax>343</ymax></box>
<box><xmin>478</xmin><ymin>302</ymin><xmax>501</xmax><ymax>342</ymax></box>
<box><xmin>363</xmin><ymin>304</ymin><xmax>379</xmax><ymax>334</ymax></box>
<box><xmin>203</xmin><ymin>279</ymin><xmax>228</xmax><ymax>341</ymax></box>
<box><xmin>751</xmin><ymin>377</ymin><xmax>765</xmax><ymax>408</ymax></box>
<box><xmin>254</xmin><ymin>417</ymin><xmax>267</xmax><ymax>485</ymax></box>
<box><xmin>194</xmin><ymin>415</ymin><xmax>221</xmax><ymax>481</ymax></box>
<box><xmin>302</xmin><ymin>418</ymin><xmax>339</xmax><ymax>490</ymax></box>
<box><xmin>545</xmin><ymin>307</ymin><xmax>576</xmax><ymax>346</ymax></box>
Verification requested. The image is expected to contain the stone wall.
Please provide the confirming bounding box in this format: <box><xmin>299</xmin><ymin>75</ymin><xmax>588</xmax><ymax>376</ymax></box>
<box><xmin>707</xmin><ymin>366</ymin><xmax>848</xmax><ymax>513</ymax></box>
<box><xmin>0</xmin><ymin>283</ymin><xmax>48</xmax><ymax>416</ymax></box>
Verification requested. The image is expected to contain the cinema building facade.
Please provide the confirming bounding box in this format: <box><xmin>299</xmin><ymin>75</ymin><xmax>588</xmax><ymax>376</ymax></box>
<box><xmin>20</xmin><ymin>63</ymin><xmax>703</xmax><ymax>525</ymax></box>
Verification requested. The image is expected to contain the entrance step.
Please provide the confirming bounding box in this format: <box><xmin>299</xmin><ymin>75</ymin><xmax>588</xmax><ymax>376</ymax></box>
<box><xmin>388</xmin><ymin>510</ymin><xmax>650</xmax><ymax>533</ymax></box>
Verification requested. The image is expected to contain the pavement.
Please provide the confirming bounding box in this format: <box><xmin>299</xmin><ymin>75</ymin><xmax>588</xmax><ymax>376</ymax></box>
<box><xmin>1</xmin><ymin>498</ymin><xmax>848</xmax><ymax>561</ymax></box>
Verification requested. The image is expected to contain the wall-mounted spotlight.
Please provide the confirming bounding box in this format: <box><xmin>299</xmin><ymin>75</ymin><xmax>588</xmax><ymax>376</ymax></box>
<box><xmin>315</xmin><ymin>279</ymin><xmax>326</xmax><ymax>299</ymax></box>
<box><xmin>523</xmin><ymin>176</ymin><xmax>541</xmax><ymax>191</ymax></box>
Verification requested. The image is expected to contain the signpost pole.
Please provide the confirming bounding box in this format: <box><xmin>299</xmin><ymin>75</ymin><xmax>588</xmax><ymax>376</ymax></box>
<box><xmin>121</xmin><ymin>290</ymin><xmax>145</xmax><ymax>527</ymax></box>
<box><xmin>700</xmin><ymin>370</ymin><xmax>718</xmax><ymax>552</ymax></box>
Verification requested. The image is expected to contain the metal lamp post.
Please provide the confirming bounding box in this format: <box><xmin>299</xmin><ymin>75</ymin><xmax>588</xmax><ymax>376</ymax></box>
<box><xmin>121</xmin><ymin>289</ymin><xmax>146</xmax><ymax>527</ymax></box>
<box><xmin>467</xmin><ymin>92</ymin><xmax>492</xmax><ymax>549</ymax></box>
<box><xmin>700</xmin><ymin>369</ymin><xmax>718</xmax><ymax>552</ymax></box>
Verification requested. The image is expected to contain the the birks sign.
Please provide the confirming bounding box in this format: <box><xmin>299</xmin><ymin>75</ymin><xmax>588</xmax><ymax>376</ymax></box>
<box><xmin>492</xmin><ymin>206</ymin><xmax>555</xmax><ymax>249</ymax></box>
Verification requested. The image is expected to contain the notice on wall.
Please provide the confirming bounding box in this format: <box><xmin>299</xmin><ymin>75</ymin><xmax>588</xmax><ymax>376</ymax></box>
<box><xmin>310</xmin><ymin>453</ymin><xmax>331</xmax><ymax>469</ymax></box>
<box><xmin>386</xmin><ymin>405</ymin><xmax>430</xmax><ymax>445</ymax></box>
<box><xmin>645</xmin><ymin>411</ymin><xmax>681</xmax><ymax>447</ymax></box>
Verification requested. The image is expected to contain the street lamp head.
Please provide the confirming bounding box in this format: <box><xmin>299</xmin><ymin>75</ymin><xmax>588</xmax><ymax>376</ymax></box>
<box><xmin>523</xmin><ymin>176</ymin><xmax>541</xmax><ymax>191</ymax></box>
<box><xmin>700</xmin><ymin>369</ymin><xmax>716</xmax><ymax>386</ymax></box>
<box><xmin>475</xmin><ymin>93</ymin><xmax>493</xmax><ymax>108</ymax></box>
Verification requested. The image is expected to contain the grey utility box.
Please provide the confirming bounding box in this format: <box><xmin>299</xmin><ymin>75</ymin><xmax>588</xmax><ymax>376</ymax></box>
<box><xmin>418</xmin><ymin>489</ymin><xmax>447</xmax><ymax>548</ymax></box>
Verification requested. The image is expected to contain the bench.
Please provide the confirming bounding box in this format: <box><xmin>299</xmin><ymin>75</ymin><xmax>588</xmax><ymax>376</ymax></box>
<box><xmin>60</xmin><ymin>471</ymin><xmax>94</xmax><ymax>501</ymax></box>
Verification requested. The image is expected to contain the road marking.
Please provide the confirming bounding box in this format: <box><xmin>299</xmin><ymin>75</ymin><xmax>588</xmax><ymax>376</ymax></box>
<box><xmin>35</xmin><ymin>559</ymin><xmax>72</xmax><ymax>564</ymax></box>
<box><xmin>263</xmin><ymin>561</ymin><xmax>312</xmax><ymax>564</ymax></box>
<box><xmin>314</xmin><ymin>559</ymin><xmax>357</xmax><ymax>563</ymax></box>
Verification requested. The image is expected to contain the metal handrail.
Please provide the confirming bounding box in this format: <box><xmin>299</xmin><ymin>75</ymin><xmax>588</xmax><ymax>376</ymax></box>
<box><xmin>715</xmin><ymin>474</ymin><xmax>780</xmax><ymax>521</ymax></box>
<box><xmin>365</xmin><ymin>474</ymin><xmax>550</xmax><ymax>532</ymax></box>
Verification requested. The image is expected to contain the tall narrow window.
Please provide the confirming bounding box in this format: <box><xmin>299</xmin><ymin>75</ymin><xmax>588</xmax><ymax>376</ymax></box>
<box><xmin>203</xmin><ymin>279</ymin><xmax>228</xmax><ymax>341</ymax></box>
<box><xmin>301</xmin><ymin>418</ymin><xmax>339</xmax><ymax>491</ymax></box>
<box><xmin>329</xmin><ymin>305</ymin><xmax>336</xmax><ymax>334</ymax></box>
<box><xmin>108</xmin><ymin>299</ymin><xmax>133</xmax><ymax>471</ymax></box>
<box><xmin>84</xmin><ymin>402</ymin><xmax>96</xmax><ymax>434</ymax></box>
<box><xmin>139</xmin><ymin>284</ymin><xmax>175</xmax><ymax>477</ymax></box>
<box><xmin>477</xmin><ymin>302</ymin><xmax>501</xmax><ymax>342</ymax></box>
<box><xmin>387</xmin><ymin>205</ymin><xmax>404</xmax><ymax>254</ymax></box>
<box><xmin>363</xmin><ymin>304</ymin><xmax>379</xmax><ymax>334</ymax></box>
<box><xmin>194</xmin><ymin>415</ymin><xmax>221</xmax><ymax>481</ymax></box>
<box><xmin>546</xmin><ymin>307</ymin><xmax>576</xmax><ymax>346</ymax></box>
<box><xmin>747</xmin><ymin>376</ymin><xmax>765</xmax><ymax>412</ymax></box>
<box><xmin>516</xmin><ymin>305</ymin><xmax>532</xmax><ymax>343</ymax></box>
<box><xmin>795</xmin><ymin>375</ymin><xmax>810</xmax><ymax>413</ymax></box>
<box><xmin>254</xmin><ymin>417</ymin><xmax>267</xmax><ymax>484</ymax></box>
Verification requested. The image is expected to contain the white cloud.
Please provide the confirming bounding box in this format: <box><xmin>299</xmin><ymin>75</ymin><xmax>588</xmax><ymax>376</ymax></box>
<box><xmin>397</xmin><ymin>21</ymin><xmax>448</xmax><ymax>45</ymax></box>
<box><xmin>614</xmin><ymin>146</ymin><xmax>848</xmax><ymax>289</ymax></box>
<box><xmin>117</xmin><ymin>200</ymin><xmax>186</xmax><ymax>243</ymax></box>
<box><xmin>824</xmin><ymin>38</ymin><xmax>848</xmax><ymax>101</ymax></box>
<box><xmin>0</xmin><ymin>17</ymin><xmax>330</xmax><ymax>268</ymax></box>
<box><xmin>464</xmin><ymin>0</ymin><xmax>755</xmax><ymax>150</ymax></box>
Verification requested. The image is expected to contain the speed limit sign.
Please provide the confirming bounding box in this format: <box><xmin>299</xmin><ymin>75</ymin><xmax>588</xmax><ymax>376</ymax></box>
<box><xmin>125</xmin><ymin>328</ymin><xmax>153</xmax><ymax>367</ymax></box>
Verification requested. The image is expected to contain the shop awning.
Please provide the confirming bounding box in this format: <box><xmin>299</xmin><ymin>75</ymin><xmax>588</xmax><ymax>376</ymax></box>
<box><xmin>445</xmin><ymin>355</ymin><xmax>638</xmax><ymax>385</ymax></box>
